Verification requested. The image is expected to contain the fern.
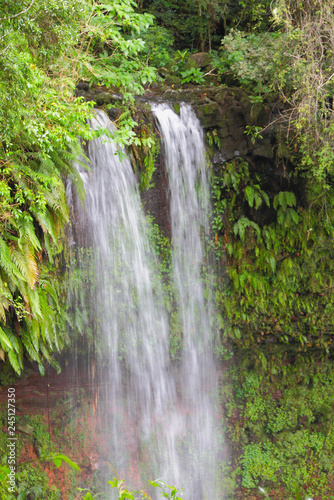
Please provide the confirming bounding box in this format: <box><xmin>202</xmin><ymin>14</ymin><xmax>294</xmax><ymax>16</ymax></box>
<box><xmin>0</xmin><ymin>326</ymin><xmax>14</xmax><ymax>351</ymax></box>
<box><xmin>11</xmin><ymin>245</ymin><xmax>38</xmax><ymax>290</ymax></box>
<box><xmin>245</xmin><ymin>184</ymin><xmax>270</xmax><ymax>210</ymax></box>
<box><xmin>33</xmin><ymin>208</ymin><xmax>58</xmax><ymax>246</ymax></box>
<box><xmin>0</xmin><ymin>238</ymin><xmax>25</xmax><ymax>283</ymax></box>
<box><xmin>38</xmin><ymin>363</ymin><xmax>46</xmax><ymax>376</ymax></box>
<box><xmin>52</xmin><ymin>148</ymin><xmax>88</xmax><ymax>205</ymax></box>
<box><xmin>21</xmin><ymin>335</ymin><xmax>40</xmax><ymax>362</ymax></box>
<box><xmin>2</xmin><ymin>326</ymin><xmax>20</xmax><ymax>353</ymax></box>
<box><xmin>0</xmin><ymin>117</ymin><xmax>87</xmax><ymax>375</ymax></box>
<box><xmin>41</xmin><ymin>281</ymin><xmax>61</xmax><ymax>312</ymax></box>
<box><xmin>234</xmin><ymin>216</ymin><xmax>261</xmax><ymax>241</ymax></box>
<box><xmin>7</xmin><ymin>350</ymin><xmax>21</xmax><ymax>374</ymax></box>
<box><xmin>49</xmin><ymin>356</ymin><xmax>61</xmax><ymax>374</ymax></box>
<box><xmin>16</xmin><ymin>216</ymin><xmax>41</xmax><ymax>252</ymax></box>
<box><xmin>245</xmin><ymin>185</ymin><xmax>255</xmax><ymax>208</ymax></box>
<box><xmin>274</xmin><ymin>191</ymin><xmax>296</xmax><ymax>210</ymax></box>
<box><xmin>39</xmin><ymin>341</ymin><xmax>51</xmax><ymax>362</ymax></box>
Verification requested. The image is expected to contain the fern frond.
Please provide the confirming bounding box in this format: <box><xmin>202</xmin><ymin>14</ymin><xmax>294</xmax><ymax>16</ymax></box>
<box><xmin>17</xmin><ymin>216</ymin><xmax>42</xmax><ymax>252</ymax></box>
<box><xmin>7</xmin><ymin>350</ymin><xmax>21</xmax><ymax>374</ymax></box>
<box><xmin>49</xmin><ymin>357</ymin><xmax>61</xmax><ymax>374</ymax></box>
<box><xmin>0</xmin><ymin>280</ymin><xmax>11</xmax><ymax>321</ymax></box>
<box><xmin>11</xmin><ymin>245</ymin><xmax>38</xmax><ymax>290</ymax></box>
<box><xmin>21</xmin><ymin>335</ymin><xmax>40</xmax><ymax>362</ymax></box>
<box><xmin>0</xmin><ymin>238</ymin><xmax>25</xmax><ymax>284</ymax></box>
<box><xmin>2</xmin><ymin>326</ymin><xmax>20</xmax><ymax>353</ymax></box>
<box><xmin>42</xmin><ymin>184</ymin><xmax>68</xmax><ymax>221</ymax></box>
<box><xmin>23</xmin><ymin>285</ymin><xmax>42</xmax><ymax>319</ymax></box>
<box><xmin>25</xmin><ymin>243</ymin><xmax>39</xmax><ymax>289</ymax></box>
<box><xmin>0</xmin><ymin>325</ymin><xmax>14</xmax><ymax>351</ymax></box>
<box><xmin>41</xmin><ymin>281</ymin><xmax>60</xmax><ymax>312</ymax></box>
<box><xmin>38</xmin><ymin>362</ymin><xmax>45</xmax><ymax>376</ymax></box>
<box><xmin>33</xmin><ymin>208</ymin><xmax>58</xmax><ymax>243</ymax></box>
<box><xmin>28</xmin><ymin>318</ymin><xmax>41</xmax><ymax>352</ymax></box>
<box><xmin>39</xmin><ymin>156</ymin><xmax>60</xmax><ymax>177</ymax></box>
<box><xmin>39</xmin><ymin>341</ymin><xmax>51</xmax><ymax>362</ymax></box>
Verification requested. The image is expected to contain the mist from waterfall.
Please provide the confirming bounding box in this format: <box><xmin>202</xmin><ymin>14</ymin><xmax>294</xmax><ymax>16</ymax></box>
<box><xmin>69</xmin><ymin>107</ymin><xmax>221</xmax><ymax>499</ymax></box>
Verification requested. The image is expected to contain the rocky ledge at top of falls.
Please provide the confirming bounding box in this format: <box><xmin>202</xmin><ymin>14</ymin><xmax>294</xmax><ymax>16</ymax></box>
<box><xmin>76</xmin><ymin>81</ymin><xmax>285</xmax><ymax>170</ymax></box>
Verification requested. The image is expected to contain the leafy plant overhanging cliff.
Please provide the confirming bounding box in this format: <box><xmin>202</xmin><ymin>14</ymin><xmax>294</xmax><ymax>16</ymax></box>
<box><xmin>0</xmin><ymin>0</ymin><xmax>157</xmax><ymax>374</ymax></box>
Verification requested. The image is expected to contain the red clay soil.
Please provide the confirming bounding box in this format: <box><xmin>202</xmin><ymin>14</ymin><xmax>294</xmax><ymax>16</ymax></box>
<box><xmin>0</xmin><ymin>362</ymin><xmax>104</xmax><ymax>499</ymax></box>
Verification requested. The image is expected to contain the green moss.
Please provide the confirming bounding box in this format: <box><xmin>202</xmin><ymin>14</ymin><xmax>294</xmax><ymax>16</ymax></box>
<box><xmin>173</xmin><ymin>102</ymin><xmax>180</xmax><ymax>115</ymax></box>
<box><xmin>220</xmin><ymin>357</ymin><xmax>334</xmax><ymax>497</ymax></box>
<box><xmin>164</xmin><ymin>75</ymin><xmax>182</xmax><ymax>86</ymax></box>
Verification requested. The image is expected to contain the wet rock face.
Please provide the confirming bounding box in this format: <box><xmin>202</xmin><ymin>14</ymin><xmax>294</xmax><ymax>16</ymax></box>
<box><xmin>161</xmin><ymin>86</ymin><xmax>277</xmax><ymax>167</ymax></box>
<box><xmin>76</xmin><ymin>82</ymin><xmax>278</xmax><ymax>171</ymax></box>
<box><xmin>141</xmin><ymin>152</ymin><xmax>171</xmax><ymax>239</ymax></box>
<box><xmin>76</xmin><ymin>81</ymin><xmax>279</xmax><ymax>205</ymax></box>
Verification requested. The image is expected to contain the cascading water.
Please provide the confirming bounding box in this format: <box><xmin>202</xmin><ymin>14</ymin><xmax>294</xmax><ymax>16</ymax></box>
<box><xmin>70</xmin><ymin>107</ymin><xmax>221</xmax><ymax>499</ymax></box>
<box><xmin>152</xmin><ymin>103</ymin><xmax>219</xmax><ymax>499</ymax></box>
<box><xmin>71</xmin><ymin>110</ymin><xmax>178</xmax><ymax>493</ymax></box>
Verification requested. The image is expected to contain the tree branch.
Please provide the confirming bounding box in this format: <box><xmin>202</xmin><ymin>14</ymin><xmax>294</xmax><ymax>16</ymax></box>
<box><xmin>0</xmin><ymin>0</ymin><xmax>35</xmax><ymax>21</ymax></box>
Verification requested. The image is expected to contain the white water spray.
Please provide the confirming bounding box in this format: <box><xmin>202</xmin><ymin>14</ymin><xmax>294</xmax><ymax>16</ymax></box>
<box><xmin>153</xmin><ymin>103</ymin><xmax>219</xmax><ymax>499</ymax></box>
<box><xmin>70</xmin><ymin>107</ymin><xmax>221</xmax><ymax>498</ymax></box>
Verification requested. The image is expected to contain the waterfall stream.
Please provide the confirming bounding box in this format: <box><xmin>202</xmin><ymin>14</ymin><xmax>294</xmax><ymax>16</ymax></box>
<box><xmin>152</xmin><ymin>103</ymin><xmax>219</xmax><ymax>499</ymax></box>
<box><xmin>71</xmin><ymin>106</ymin><xmax>220</xmax><ymax>499</ymax></box>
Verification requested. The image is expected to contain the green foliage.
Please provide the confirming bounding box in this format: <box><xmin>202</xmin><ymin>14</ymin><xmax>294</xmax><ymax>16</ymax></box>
<box><xmin>206</xmin><ymin>129</ymin><xmax>221</xmax><ymax>149</ymax></box>
<box><xmin>142</xmin><ymin>0</ymin><xmax>273</xmax><ymax>51</ymax></box>
<box><xmin>273</xmin><ymin>191</ymin><xmax>299</xmax><ymax>226</ymax></box>
<box><xmin>140</xmin><ymin>25</ymin><xmax>174</xmax><ymax>68</ymax></box>
<box><xmin>0</xmin><ymin>154</ymin><xmax>79</xmax><ymax>373</ymax></box>
<box><xmin>142</xmin><ymin>0</ymin><xmax>225</xmax><ymax>51</ymax></box>
<box><xmin>149</xmin><ymin>479</ymin><xmax>183</xmax><ymax>499</ymax></box>
<box><xmin>241</xmin><ymin>443</ymin><xmax>281</xmax><ymax>488</ymax></box>
<box><xmin>107</xmin><ymin>476</ymin><xmax>183</xmax><ymax>499</ymax></box>
<box><xmin>80</xmin><ymin>491</ymin><xmax>98</xmax><ymax>500</ymax></box>
<box><xmin>219</xmin><ymin>29</ymin><xmax>281</xmax><ymax>94</ymax></box>
<box><xmin>232</xmin><ymin>0</ymin><xmax>273</xmax><ymax>33</ymax></box>
<box><xmin>0</xmin><ymin>411</ymin><xmax>67</xmax><ymax>500</ymax></box>
<box><xmin>221</xmin><ymin>360</ymin><xmax>334</xmax><ymax>497</ymax></box>
<box><xmin>180</xmin><ymin>67</ymin><xmax>205</xmax><ymax>85</ymax></box>
<box><xmin>0</xmin><ymin>0</ymin><xmax>160</xmax><ymax>374</ymax></box>
<box><xmin>244</xmin><ymin>185</ymin><xmax>269</xmax><ymax>210</ymax></box>
<box><xmin>212</xmin><ymin>157</ymin><xmax>334</xmax><ymax>352</ymax></box>
<box><xmin>233</xmin><ymin>216</ymin><xmax>260</xmax><ymax>241</ymax></box>
<box><xmin>16</xmin><ymin>464</ymin><xmax>60</xmax><ymax>500</ymax></box>
<box><xmin>76</xmin><ymin>0</ymin><xmax>157</xmax><ymax>95</ymax></box>
<box><xmin>245</xmin><ymin>125</ymin><xmax>263</xmax><ymax>143</ymax></box>
<box><xmin>217</xmin><ymin>1</ymin><xmax>334</xmax><ymax>185</ymax></box>
<box><xmin>0</xmin><ymin>1</ymin><xmax>93</xmax><ymax>374</ymax></box>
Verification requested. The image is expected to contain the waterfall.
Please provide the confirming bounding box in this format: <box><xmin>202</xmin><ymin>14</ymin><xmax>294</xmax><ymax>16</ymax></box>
<box><xmin>70</xmin><ymin>107</ymin><xmax>220</xmax><ymax>498</ymax></box>
<box><xmin>71</xmin><ymin>110</ymin><xmax>178</xmax><ymax>492</ymax></box>
<box><xmin>152</xmin><ymin>103</ymin><xmax>219</xmax><ymax>500</ymax></box>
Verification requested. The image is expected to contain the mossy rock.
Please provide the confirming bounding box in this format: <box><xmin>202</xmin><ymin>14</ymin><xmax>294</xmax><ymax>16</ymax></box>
<box><xmin>164</xmin><ymin>75</ymin><xmax>182</xmax><ymax>86</ymax></box>
<box><xmin>196</xmin><ymin>101</ymin><xmax>222</xmax><ymax>128</ymax></box>
<box><xmin>173</xmin><ymin>102</ymin><xmax>180</xmax><ymax>114</ymax></box>
<box><xmin>183</xmin><ymin>58</ymin><xmax>199</xmax><ymax>71</ymax></box>
<box><xmin>189</xmin><ymin>52</ymin><xmax>212</xmax><ymax>69</ymax></box>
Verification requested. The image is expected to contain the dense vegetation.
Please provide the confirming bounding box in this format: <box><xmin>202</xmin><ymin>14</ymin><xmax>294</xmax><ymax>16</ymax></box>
<box><xmin>1</xmin><ymin>0</ymin><xmax>334</xmax><ymax>498</ymax></box>
<box><xmin>0</xmin><ymin>0</ymin><xmax>156</xmax><ymax>375</ymax></box>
